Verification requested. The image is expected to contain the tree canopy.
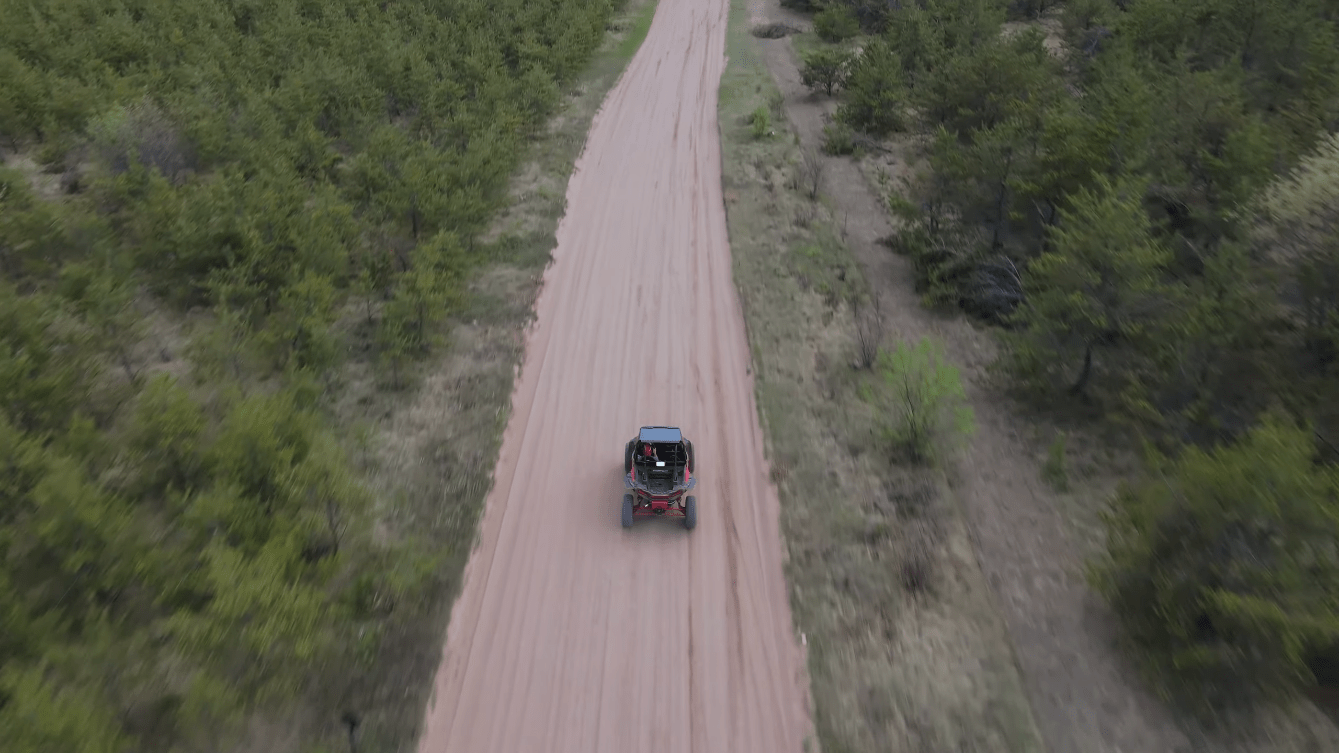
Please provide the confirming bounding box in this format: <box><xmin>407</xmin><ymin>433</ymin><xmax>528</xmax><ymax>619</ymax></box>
<box><xmin>0</xmin><ymin>0</ymin><xmax>623</xmax><ymax>748</ymax></box>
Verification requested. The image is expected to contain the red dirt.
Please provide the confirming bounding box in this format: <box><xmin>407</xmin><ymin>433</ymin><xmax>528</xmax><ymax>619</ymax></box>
<box><xmin>413</xmin><ymin>0</ymin><xmax>814</xmax><ymax>750</ymax></box>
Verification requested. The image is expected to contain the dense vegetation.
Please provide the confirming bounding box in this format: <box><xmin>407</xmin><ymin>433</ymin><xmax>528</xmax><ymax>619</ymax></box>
<box><xmin>0</xmin><ymin>0</ymin><xmax>620</xmax><ymax>749</ymax></box>
<box><xmin>796</xmin><ymin>0</ymin><xmax>1339</xmax><ymax>715</ymax></box>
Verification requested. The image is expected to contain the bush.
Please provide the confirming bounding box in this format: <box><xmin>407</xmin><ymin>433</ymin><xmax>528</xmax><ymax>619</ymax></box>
<box><xmin>822</xmin><ymin>122</ymin><xmax>856</xmax><ymax>155</ymax></box>
<box><xmin>814</xmin><ymin>5</ymin><xmax>861</xmax><ymax>42</ymax></box>
<box><xmin>750</xmin><ymin>105</ymin><xmax>772</xmax><ymax>139</ymax></box>
<box><xmin>868</xmin><ymin>337</ymin><xmax>975</xmax><ymax>463</ymax></box>
<box><xmin>1042</xmin><ymin>432</ymin><xmax>1068</xmax><ymax>490</ymax></box>
<box><xmin>800</xmin><ymin>48</ymin><xmax>855</xmax><ymax>96</ymax></box>
<box><xmin>1089</xmin><ymin>415</ymin><xmax>1339</xmax><ymax>713</ymax></box>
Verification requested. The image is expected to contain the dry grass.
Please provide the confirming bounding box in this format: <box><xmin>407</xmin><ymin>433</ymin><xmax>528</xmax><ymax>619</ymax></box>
<box><xmin>718</xmin><ymin>4</ymin><xmax>1044</xmax><ymax>752</ymax></box>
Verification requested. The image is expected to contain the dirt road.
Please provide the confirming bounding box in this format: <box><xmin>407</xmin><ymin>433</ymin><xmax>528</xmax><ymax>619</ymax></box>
<box><xmin>414</xmin><ymin>0</ymin><xmax>813</xmax><ymax>750</ymax></box>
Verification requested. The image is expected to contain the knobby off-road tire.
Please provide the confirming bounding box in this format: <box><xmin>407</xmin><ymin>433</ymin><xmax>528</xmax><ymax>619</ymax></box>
<box><xmin>625</xmin><ymin>440</ymin><xmax>634</xmax><ymax>475</ymax></box>
<box><xmin>685</xmin><ymin>440</ymin><xmax>694</xmax><ymax>472</ymax></box>
<box><xmin>622</xmin><ymin>494</ymin><xmax>634</xmax><ymax>528</ymax></box>
<box><xmin>684</xmin><ymin>496</ymin><xmax>697</xmax><ymax>530</ymax></box>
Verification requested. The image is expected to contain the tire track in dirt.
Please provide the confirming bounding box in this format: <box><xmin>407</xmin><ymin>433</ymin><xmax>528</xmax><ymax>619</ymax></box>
<box><xmin>414</xmin><ymin>0</ymin><xmax>812</xmax><ymax>750</ymax></box>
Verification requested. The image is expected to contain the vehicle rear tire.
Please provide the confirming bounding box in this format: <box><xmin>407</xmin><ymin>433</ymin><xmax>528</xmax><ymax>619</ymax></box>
<box><xmin>684</xmin><ymin>495</ymin><xmax>697</xmax><ymax>530</ymax></box>
<box><xmin>624</xmin><ymin>441</ymin><xmax>634</xmax><ymax>474</ymax></box>
<box><xmin>622</xmin><ymin>494</ymin><xmax>634</xmax><ymax>528</ymax></box>
<box><xmin>685</xmin><ymin>440</ymin><xmax>694</xmax><ymax>472</ymax></box>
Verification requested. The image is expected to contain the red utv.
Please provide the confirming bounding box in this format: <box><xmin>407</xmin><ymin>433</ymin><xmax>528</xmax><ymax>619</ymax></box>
<box><xmin>623</xmin><ymin>426</ymin><xmax>697</xmax><ymax>530</ymax></box>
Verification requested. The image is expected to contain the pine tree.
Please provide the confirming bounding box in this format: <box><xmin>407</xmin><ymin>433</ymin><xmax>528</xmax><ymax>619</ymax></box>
<box><xmin>836</xmin><ymin>39</ymin><xmax>907</xmax><ymax>135</ymax></box>
<box><xmin>1008</xmin><ymin>174</ymin><xmax>1175</xmax><ymax>398</ymax></box>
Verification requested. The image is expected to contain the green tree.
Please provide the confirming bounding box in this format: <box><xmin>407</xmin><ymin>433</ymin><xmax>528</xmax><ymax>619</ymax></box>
<box><xmin>1252</xmin><ymin>131</ymin><xmax>1339</xmax><ymax>364</ymax></box>
<box><xmin>167</xmin><ymin>537</ymin><xmax>332</xmax><ymax>704</ymax></box>
<box><xmin>914</xmin><ymin>25</ymin><xmax>1061</xmax><ymax>135</ymax></box>
<box><xmin>886</xmin><ymin>0</ymin><xmax>1009</xmax><ymax>86</ymax></box>
<box><xmin>1007</xmin><ymin>175</ymin><xmax>1175</xmax><ymax>398</ymax></box>
<box><xmin>800</xmin><ymin>48</ymin><xmax>854</xmax><ymax>97</ymax></box>
<box><xmin>376</xmin><ymin>232</ymin><xmax>463</xmax><ymax>388</ymax></box>
<box><xmin>126</xmin><ymin>374</ymin><xmax>210</xmax><ymax>498</ymax></box>
<box><xmin>0</xmin><ymin>662</ymin><xmax>126</xmax><ymax>753</ymax></box>
<box><xmin>814</xmin><ymin>4</ymin><xmax>861</xmax><ymax>42</ymax></box>
<box><xmin>1148</xmin><ymin>64</ymin><xmax>1276</xmax><ymax>243</ymax></box>
<box><xmin>1139</xmin><ymin>240</ymin><xmax>1277</xmax><ymax>439</ymax></box>
<box><xmin>58</xmin><ymin>257</ymin><xmax>145</xmax><ymax>384</ymax></box>
<box><xmin>0</xmin><ymin>167</ymin><xmax>84</xmax><ymax>282</ymax></box>
<box><xmin>1090</xmin><ymin>415</ymin><xmax>1339</xmax><ymax>711</ymax></box>
<box><xmin>260</xmin><ymin>270</ymin><xmax>340</xmax><ymax>374</ymax></box>
<box><xmin>0</xmin><ymin>283</ymin><xmax>96</xmax><ymax>435</ymax></box>
<box><xmin>836</xmin><ymin>39</ymin><xmax>907</xmax><ymax>135</ymax></box>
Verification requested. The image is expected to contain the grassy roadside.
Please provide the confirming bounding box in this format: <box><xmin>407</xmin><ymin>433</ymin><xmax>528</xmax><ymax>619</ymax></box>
<box><xmin>768</xmin><ymin>10</ymin><xmax>1339</xmax><ymax>753</ymax></box>
<box><xmin>718</xmin><ymin>4</ymin><xmax>1044</xmax><ymax>752</ymax></box>
<box><xmin>321</xmin><ymin>2</ymin><xmax>659</xmax><ymax>750</ymax></box>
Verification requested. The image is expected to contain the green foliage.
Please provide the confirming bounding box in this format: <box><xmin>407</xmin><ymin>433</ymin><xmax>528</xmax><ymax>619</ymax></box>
<box><xmin>127</xmin><ymin>374</ymin><xmax>209</xmax><ymax>497</ymax></box>
<box><xmin>750</xmin><ymin>105</ymin><xmax>773</xmax><ymax>139</ymax></box>
<box><xmin>814</xmin><ymin>5</ymin><xmax>861</xmax><ymax>42</ymax></box>
<box><xmin>1007</xmin><ymin>175</ymin><xmax>1174</xmax><ymax>399</ymax></box>
<box><xmin>868</xmin><ymin>337</ymin><xmax>975</xmax><ymax>463</ymax></box>
<box><xmin>836</xmin><ymin>39</ymin><xmax>906</xmax><ymax>135</ymax></box>
<box><xmin>1089</xmin><ymin>415</ymin><xmax>1339</xmax><ymax>712</ymax></box>
<box><xmin>0</xmin><ymin>663</ymin><xmax>127</xmax><ymax>753</ymax></box>
<box><xmin>1007</xmin><ymin>0</ymin><xmax>1056</xmax><ymax>20</ymax></box>
<box><xmin>853</xmin><ymin>0</ymin><xmax>1339</xmax><ymax>716</ymax></box>
<box><xmin>800</xmin><ymin>48</ymin><xmax>854</xmax><ymax>97</ymax></box>
<box><xmin>915</xmin><ymin>25</ymin><xmax>1062</xmax><ymax>135</ymax></box>
<box><xmin>884</xmin><ymin>0</ymin><xmax>1008</xmax><ymax>85</ymax></box>
<box><xmin>1252</xmin><ymin>131</ymin><xmax>1339</xmax><ymax>361</ymax></box>
<box><xmin>0</xmin><ymin>282</ymin><xmax>97</xmax><ymax>435</ymax></box>
<box><xmin>377</xmin><ymin>232</ymin><xmax>465</xmax><ymax>387</ymax></box>
<box><xmin>259</xmin><ymin>270</ymin><xmax>341</xmax><ymax>374</ymax></box>
<box><xmin>0</xmin><ymin>0</ymin><xmax>625</xmax><ymax>746</ymax></box>
<box><xmin>1042</xmin><ymin>432</ymin><xmax>1069</xmax><ymax>491</ymax></box>
<box><xmin>822</xmin><ymin>122</ymin><xmax>856</xmax><ymax>155</ymax></box>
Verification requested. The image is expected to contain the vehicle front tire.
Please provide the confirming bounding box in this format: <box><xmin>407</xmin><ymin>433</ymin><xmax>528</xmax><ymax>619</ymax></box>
<box><xmin>622</xmin><ymin>494</ymin><xmax>634</xmax><ymax>528</ymax></box>
<box><xmin>624</xmin><ymin>441</ymin><xmax>634</xmax><ymax>474</ymax></box>
<box><xmin>684</xmin><ymin>496</ymin><xmax>697</xmax><ymax>530</ymax></box>
<box><xmin>685</xmin><ymin>440</ymin><xmax>694</xmax><ymax>472</ymax></box>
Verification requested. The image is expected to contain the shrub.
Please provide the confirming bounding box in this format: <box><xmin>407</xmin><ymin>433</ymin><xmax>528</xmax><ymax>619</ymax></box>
<box><xmin>814</xmin><ymin>5</ymin><xmax>861</xmax><ymax>42</ymax></box>
<box><xmin>822</xmin><ymin>122</ymin><xmax>856</xmax><ymax>155</ymax></box>
<box><xmin>869</xmin><ymin>337</ymin><xmax>975</xmax><ymax>463</ymax></box>
<box><xmin>750</xmin><ymin>105</ymin><xmax>772</xmax><ymax>139</ymax></box>
<box><xmin>1089</xmin><ymin>415</ymin><xmax>1339</xmax><ymax>713</ymax></box>
<box><xmin>1042</xmin><ymin>432</ymin><xmax>1068</xmax><ymax>490</ymax></box>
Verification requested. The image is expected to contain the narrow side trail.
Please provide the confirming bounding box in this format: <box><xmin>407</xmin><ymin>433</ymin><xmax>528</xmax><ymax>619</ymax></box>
<box><xmin>414</xmin><ymin>0</ymin><xmax>812</xmax><ymax>750</ymax></box>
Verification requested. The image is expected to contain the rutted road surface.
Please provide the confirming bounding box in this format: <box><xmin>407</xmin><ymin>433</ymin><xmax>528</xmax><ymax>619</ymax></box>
<box><xmin>415</xmin><ymin>0</ymin><xmax>812</xmax><ymax>750</ymax></box>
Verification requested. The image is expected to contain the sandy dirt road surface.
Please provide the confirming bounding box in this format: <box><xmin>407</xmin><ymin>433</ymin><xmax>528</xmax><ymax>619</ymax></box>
<box><xmin>414</xmin><ymin>0</ymin><xmax>813</xmax><ymax>750</ymax></box>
